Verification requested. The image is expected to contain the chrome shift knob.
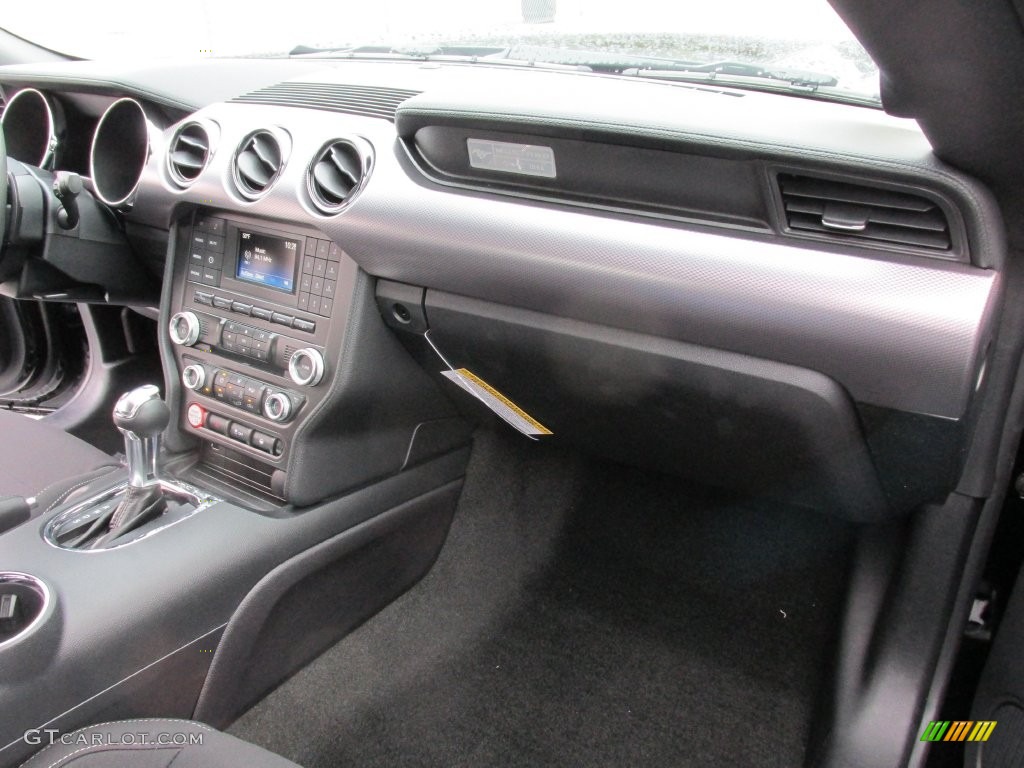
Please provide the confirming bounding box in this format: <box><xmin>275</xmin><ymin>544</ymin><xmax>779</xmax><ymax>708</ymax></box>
<box><xmin>113</xmin><ymin>385</ymin><xmax>169</xmax><ymax>487</ymax></box>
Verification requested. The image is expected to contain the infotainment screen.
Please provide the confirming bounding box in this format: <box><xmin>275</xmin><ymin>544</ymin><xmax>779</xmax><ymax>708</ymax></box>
<box><xmin>235</xmin><ymin>231</ymin><xmax>299</xmax><ymax>293</ymax></box>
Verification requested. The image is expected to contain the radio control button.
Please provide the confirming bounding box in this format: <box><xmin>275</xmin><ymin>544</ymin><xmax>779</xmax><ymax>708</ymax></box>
<box><xmin>213</xmin><ymin>296</ymin><xmax>232</xmax><ymax>310</ymax></box>
<box><xmin>193</xmin><ymin>290</ymin><xmax>214</xmax><ymax>305</ymax></box>
<box><xmin>195</xmin><ymin>215</ymin><xmax>225</xmax><ymax>235</ymax></box>
<box><xmin>297</xmin><ymin>292</ymin><xmax>310</xmax><ymax>311</ymax></box>
<box><xmin>304</xmin><ymin>237</ymin><xmax>317</xmax><ymax>256</ymax></box>
<box><xmin>251</xmin><ymin>306</ymin><xmax>273</xmax><ymax>321</ymax></box>
<box><xmin>201</xmin><ymin>268</ymin><xmax>221</xmax><ymax>286</ymax></box>
<box><xmin>319</xmin><ymin>298</ymin><xmax>333</xmax><ymax>316</ymax></box>
<box><xmin>325</xmin><ymin>261</ymin><xmax>339</xmax><ymax>280</ymax></box>
<box><xmin>313</xmin><ymin>258</ymin><xmax>327</xmax><ymax>278</ymax></box>
<box><xmin>316</xmin><ymin>240</ymin><xmax>329</xmax><ymax>260</ymax></box>
<box><xmin>187</xmin><ymin>264</ymin><xmax>204</xmax><ymax>283</ymax></box>
<box><xmin>328</xmin><ymin>242</ymin><xmax>340</xmax><ymax>262</ymax></box>
<box><xmin>292</xmin><ymin>318</ymin><xmax>316</xmax><ymax>333</ymax></box>
<box><xmin>271</xmin><ymin>312</ymin><xmax>293</xmax><ymax>326</ymax></box>
<box><xmin>205</xmin><ymin>234</ymin><xmax>225</xmax><ymax>252</ymax></box>
<box><xmin>299</xmin><ymin>274</ymin><xmax>312</xmax><ymax>293</ymax></box>
<box><xmin>231</xmin><ymin>301</ymin><xmax>252</xmax><ymax>315</ymax></box>
<box><xmin>204</xmin><ymin>251</ymin><xmax>224</xmax><ymax>270</ymax></box>
<box><xmin>302</xmin><ymin>258</ymin><xmax>315</xmax><ymax>275</ymax></box>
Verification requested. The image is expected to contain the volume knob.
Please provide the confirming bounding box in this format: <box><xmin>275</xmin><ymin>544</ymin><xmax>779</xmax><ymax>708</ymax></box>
<box><xmin>288</xmin><ymin>348</ymin><xmax>325</xmax><ymax>387</ymax></box>
<box><xmin>169</xmin><ymin>311</ymin><xmax>201</xmax><ymax>346</ymax></box>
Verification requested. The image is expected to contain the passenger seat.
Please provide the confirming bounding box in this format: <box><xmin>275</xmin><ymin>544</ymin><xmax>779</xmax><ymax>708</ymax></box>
<box><xmin>20</xmin><ymin>719</ymin><xmax>302</xmax><ymax>767</ymax></box>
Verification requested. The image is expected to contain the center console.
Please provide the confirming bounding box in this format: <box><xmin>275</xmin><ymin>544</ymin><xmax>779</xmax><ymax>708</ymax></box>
<box><xmin>0</xmin><ymin>202</ymin><xmax>474</xmax><ymax>766</ymax></box>
<box><xmin>167</xmin><ymin>211</ymin><xmax>357</xmax><ymax>502</ymax></box>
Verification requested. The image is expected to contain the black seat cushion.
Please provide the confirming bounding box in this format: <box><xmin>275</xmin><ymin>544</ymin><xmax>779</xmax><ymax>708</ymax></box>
<box><xmin>20</xmin><ymin>719</ymin><xmax>303</xmax><ymax>768</ymax></box>
<box><xmin>0</xmin><ymin>410</ymin><xmax>116</xmax><ymax>499</ymax></box>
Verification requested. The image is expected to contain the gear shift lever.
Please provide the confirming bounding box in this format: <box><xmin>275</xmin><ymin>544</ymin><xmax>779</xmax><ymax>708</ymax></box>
<box><xmin>67</xmin><ymin>385</ymin><xmax>172</xmax><ymax>548</ymax></box>
<box><xmin>113</xmin><ymin>384</ymin><xmax>170</xmax><ymax>487</ymax></box>
<box><xmin>47</xmin><ymin>385</ymin><xmax>216</xmax><ymax>550</ymax></box>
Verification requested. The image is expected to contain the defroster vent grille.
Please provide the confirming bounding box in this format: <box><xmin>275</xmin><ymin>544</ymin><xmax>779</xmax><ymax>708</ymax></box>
<box><xmin>231</xmin><ymin>82</ymin><xmax>421</xmax><ymax>121</ymax></box>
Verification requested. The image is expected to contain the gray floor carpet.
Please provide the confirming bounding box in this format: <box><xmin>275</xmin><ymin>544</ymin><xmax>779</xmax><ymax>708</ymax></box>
<box><xmin>231</xmin><ymin>430</ymin><xmax>853</xmax><ymax>767</ymax></box>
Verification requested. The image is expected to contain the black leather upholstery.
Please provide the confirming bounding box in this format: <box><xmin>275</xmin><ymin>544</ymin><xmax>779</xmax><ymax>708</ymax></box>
<box><xmin>20</xmin><ymin>719</ymin><xmax>302</xmax><ymax>768</ymax></box>
<box><xmin>0</xmin><ymin>410</ymin><xmax>117</xmax><ymax>499</ymax></box>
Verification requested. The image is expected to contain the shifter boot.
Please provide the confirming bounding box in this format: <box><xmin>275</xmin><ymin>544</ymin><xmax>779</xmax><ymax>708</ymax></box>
<box><xmin>91</xmin><ymin>485</ymin><xmax>168</xmax><ymax>548</ymax></box>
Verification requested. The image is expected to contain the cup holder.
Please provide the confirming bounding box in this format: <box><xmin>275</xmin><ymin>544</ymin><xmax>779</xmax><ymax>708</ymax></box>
<box><xmin>0</xmin><ymin>572</ymin><xmax>50</xmax><ymax>649</ymax></box>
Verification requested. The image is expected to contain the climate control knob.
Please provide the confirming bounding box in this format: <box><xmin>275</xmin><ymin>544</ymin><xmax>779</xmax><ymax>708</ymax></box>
<box><xmin>264</xmin><ymin>392</ymin><xmax>293</xmax><ymax>423</ymax></box>
<box><xmin>169</xmin><ymin>311</ymin><xmax>201</xmax><ymax>346</ymax></box>
<box><xmin>181</xmin><ymin>364</ymin><xmax>205</xmax><ymax>391</ymax></box>
<box><xmin>288</xmin><ymin>348</ymin><xmax>325</xmax><ymax>387</ymax></box>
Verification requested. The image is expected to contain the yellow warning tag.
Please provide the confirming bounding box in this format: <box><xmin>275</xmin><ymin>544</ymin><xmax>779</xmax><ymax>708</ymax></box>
<box><xmin>441</xmin><ymin>368</ymin><xmax>553</xmax><ymax>438</ymax></box>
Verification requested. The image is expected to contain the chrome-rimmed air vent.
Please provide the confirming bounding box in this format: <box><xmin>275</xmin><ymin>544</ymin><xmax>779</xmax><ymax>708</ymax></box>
<box><xmin>306</xmin><ymin>138</ymin><xmax>372</xmax><ymax>214</ymax></box>
<box><xmin>167</xmin><ymin>121</ymin><xmax>212</xmax><ymax>186</ymax></box>
<box><xmin>232</xmin><ymin>130</ymin><xmax>284</xmax><ymax>200</ymax></box>
<box><xmin>776</xmin><ymin>172</ymin><xmax>956</xmax><ymax>256</ymax></box>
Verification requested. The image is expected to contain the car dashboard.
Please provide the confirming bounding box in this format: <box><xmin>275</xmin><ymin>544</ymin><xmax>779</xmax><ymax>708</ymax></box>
<box><xmin>0</xmin><ymin>56</ymin><xmax>1004</xmax><ymax>518</ymax></box>
<box><xmin>0</xmin><ymin>51</ymin><xmax>1010</xmax><ymax>768</ymax></box>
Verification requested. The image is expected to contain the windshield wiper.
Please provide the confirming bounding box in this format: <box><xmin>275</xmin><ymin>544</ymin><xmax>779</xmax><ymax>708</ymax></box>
<box><xmin>498</xmin><ymin>45</ymin><xmax>837</xmax><ymax>86</ymax></box>
<box><xmin>287</xmin><ymin>43</ymin><xmax>591</xmax><ymax>72</ymax></box>
<box><xmin>493</xmin><ymin>45</ymin><xmax>880</xmax><ymax>106</ymax></box>
<box><xmin>289</xmin><ymin>44</ymin><xmax>508</xmax><ymax>59</ymax></box>
<box><xmin>287</xmin><ymin>42</ymin><xmax>876</xmax><ymax>105</ymax></box>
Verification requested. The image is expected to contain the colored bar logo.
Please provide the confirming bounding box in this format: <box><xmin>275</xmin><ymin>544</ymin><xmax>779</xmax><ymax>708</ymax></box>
<box><xmin>921</xmin><ymin>720</ymin><xmax>996</xmax><ymax>742</ymax></box>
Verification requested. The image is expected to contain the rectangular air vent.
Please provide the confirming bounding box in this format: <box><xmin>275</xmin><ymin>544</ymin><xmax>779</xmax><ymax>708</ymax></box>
<box><xmin>231</xmin><ymin>82</ymin><xmax>421</xmax><ymax>121</ymax></box>
<box><xmin>777</xmin><ymin>173</ymin><xmax>953</xmax><ymax>253</ymax></box>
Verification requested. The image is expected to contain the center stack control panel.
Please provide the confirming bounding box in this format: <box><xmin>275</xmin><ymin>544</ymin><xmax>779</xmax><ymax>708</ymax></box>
<box><xmin>168</xmin><ymin>209</ymin><xmax>355</xmax><ymax>494</ymax></box>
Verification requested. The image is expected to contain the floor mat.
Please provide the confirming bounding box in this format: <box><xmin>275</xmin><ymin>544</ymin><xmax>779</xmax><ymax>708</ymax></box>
<box><xmin>230</xmin><ymin>431</ymin><xmax>853</xmax><ymax>767</ymax></box>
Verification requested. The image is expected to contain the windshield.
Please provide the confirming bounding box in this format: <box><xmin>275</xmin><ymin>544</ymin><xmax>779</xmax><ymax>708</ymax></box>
<box><xmin>3</xmin><ymin>0</ymin><xmax>880</xmax><ymax>104</ymax></box>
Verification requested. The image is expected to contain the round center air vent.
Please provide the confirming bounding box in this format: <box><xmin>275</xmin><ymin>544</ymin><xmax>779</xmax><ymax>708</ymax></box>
<box><xmin>306</xmin><ymin>139</ymin><xmax>371</xmax><ymax>214</ymax></box>
<box><xmin>167</xmin><ymin>121</ymin><xmax>211</xmax><ymax>186</ymax></box>
<box><xmin>232</xmin><ymin>130</ymin><xmax>284</xmax><ymax>199</ymax></box>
